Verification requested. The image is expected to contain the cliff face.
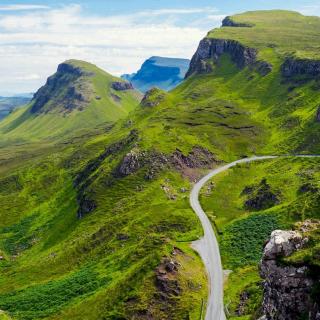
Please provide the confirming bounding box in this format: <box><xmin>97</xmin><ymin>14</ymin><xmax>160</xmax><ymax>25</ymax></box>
<box><xmin>31</xmin><ymin>62</ymin><xmax>94</xmax><ymax>114</ymax></box>
<box><xmin>185</xmin><ymin>38</ymin><xmax>259</xmax><ymax>78</ymax></box>
<box><xmin>259</xmin><ymin>228</ymin><xmax>320</xmax><ymax>320</ymax></box>
<box><xmin>281</xmin><ymin>57</ymin><xmax>320</xmax><ymax>78</ymax></box>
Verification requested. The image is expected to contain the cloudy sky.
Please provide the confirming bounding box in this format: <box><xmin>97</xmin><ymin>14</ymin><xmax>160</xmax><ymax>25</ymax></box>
<box><xmin>0</xmin><ymin>0</ymin><xmax>319</xmax><ymax>95</ymax></box>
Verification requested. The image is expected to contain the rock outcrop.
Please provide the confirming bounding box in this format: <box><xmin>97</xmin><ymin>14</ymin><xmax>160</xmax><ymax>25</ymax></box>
<box><xmin>111</xmin><ymin>81</ymin><xmax>133</xmax><ymax>91</ymax></box>
<box><xmin>140</xmin><ymin>87</ymin><xmax>166</xmax><ymax>108</ymax></box>
<box><xmin>243</xmin><ymin>178</ymin><xmax>280</xmax><ymax>211</ymax></box>
<box><xmin>259</xmin><ymin>229</ymin><xmax>320</xmax><ymax>320</ymax></box>
<box><xmin>75</xmin><ymin>130</ymin><xmax>139</xmax><ymax>218</ymax></box>
<box><xmin>222</xmin><ymin>16</ymin><xmax>254</xmax><ymax>28</ymax></box>
<box><xmin>171</xmin><ymin>146</ymin><xmax>217</xmax><ymax>170</ymax></box>
<box><xmin>282</xmin><ymin>57</ymin><xmax>320</xmax><ymax>78</ymax></box>
<box><xmin>185</xmin><ymin>38</ymin><xmax>258</xmax><ymax>78</ymax></box>
<box><xmin>31</xmin><ymin>62</ymin><xmax>94</xmax><ymax>114</ymax></box>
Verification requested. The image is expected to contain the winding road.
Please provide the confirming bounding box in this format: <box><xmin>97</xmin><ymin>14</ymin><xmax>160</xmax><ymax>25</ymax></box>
<box><xmin>190</xmin><ymin>155</ymin><xmax>320</xmax><ymax>320</ymax></box>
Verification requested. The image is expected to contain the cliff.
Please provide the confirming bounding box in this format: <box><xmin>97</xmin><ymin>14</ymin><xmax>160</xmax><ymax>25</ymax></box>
<box><xmin>185</xmin><ymin>38</ymin><xmax>271</xmax><ymax>78</ymax></box>
<box><xmin>282</xmin><ymin>57</ymin><xmax>320</xmax><ymax>78</ymax></box>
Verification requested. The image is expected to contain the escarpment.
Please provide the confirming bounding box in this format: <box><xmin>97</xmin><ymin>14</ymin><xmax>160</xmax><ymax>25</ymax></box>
<box><xmin>186</xmin><ymin>38</ymin><xmax>259</xmax><ymax>78</ymax></box>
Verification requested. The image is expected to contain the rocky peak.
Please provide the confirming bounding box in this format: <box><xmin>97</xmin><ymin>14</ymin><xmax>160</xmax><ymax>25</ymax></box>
<box><xmin>31</xmin><ymin>61</ymin><xmax>94</xmax><ymax>114</ymax></box>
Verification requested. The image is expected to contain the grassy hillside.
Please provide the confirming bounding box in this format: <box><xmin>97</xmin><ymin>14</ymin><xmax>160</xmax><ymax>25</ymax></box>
<box><xmin>0</xmin><ymin>60</ymin><xmax>141</xmax><ymax>145</ymax></box>
<box><xmin>0</xmin><ymin>10</ymin><xmax>320</xmax><ymax>320</ymax></box>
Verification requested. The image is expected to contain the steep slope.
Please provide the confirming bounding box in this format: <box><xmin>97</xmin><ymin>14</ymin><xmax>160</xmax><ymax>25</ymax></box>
<box><xmin>0</xmin><ymin>10</ymin><xmax>320</xmax><ymax>320</ymax></box>
<box><xmin>122</xmin><ymin>56</ymin><xmax>190</xmax><ymax>93</ymax></box>
<box><xmin>0</xmin><ymin>60</ymin><xmax>141</xmax><ymax>144</ymax></box>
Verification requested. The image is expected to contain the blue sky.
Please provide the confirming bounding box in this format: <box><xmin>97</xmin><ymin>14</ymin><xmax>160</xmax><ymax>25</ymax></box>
<box><xmin>0</xmin><ymin>0</ymin><xmax>319</xmax><ymax>95</ymax></box>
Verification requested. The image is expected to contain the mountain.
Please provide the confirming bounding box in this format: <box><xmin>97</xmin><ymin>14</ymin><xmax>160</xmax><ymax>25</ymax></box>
<box><xmin>121</xmin><ymin>56</ymin><xmax>190</xmax><ymax>93</ymax></box>
<box><xmin>0</xmin><ymin>96</ymin><xmax>30</xmax><ymax>121</ymax></box>
<box><xmin>0</xmin><ymin>60</ymin><xmax>141</xmax><ymax>145</ymax></box>
<box><xmin>0</xmin><ymin>10</ymin><xmax>319</xmax><ymax>320</ymax></box>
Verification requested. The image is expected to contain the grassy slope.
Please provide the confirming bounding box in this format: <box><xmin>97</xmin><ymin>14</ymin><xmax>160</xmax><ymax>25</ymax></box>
<box><xmin>0</xmin><ymin>60</ymin><xmax>141</xmax><ymax>146</ymax></box>
<box><xmin>0</xmin><ymin>10</ymin><xmax>320</xmax><ymax>320</ymax></box>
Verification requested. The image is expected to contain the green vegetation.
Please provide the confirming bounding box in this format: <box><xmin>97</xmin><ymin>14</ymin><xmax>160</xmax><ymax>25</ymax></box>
<box><xmin>0</xmin><ymin>10</ymin><xmax>320</xmax><ymax>320</ymax></box>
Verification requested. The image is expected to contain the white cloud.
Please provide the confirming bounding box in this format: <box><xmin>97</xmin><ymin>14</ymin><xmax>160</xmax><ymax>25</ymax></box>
<box><xmin>0</xmin><ymin>4</ymin><xmax>49</xmax><ymax>11</ymax></box>
<box><xmin>0</xmin><ymin>4</ymin><xmax>224</xmax><ymax>94</ymax></box>
<box><xmin>298</xmin><ymin>5</ymin><xmax>320</xmax><ymax>16</ymax></box>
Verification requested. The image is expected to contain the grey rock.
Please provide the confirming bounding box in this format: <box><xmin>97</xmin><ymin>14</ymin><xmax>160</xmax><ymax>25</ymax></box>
<box><xmin>282</xmin><ymin>57</ymin><xmax>320</xmax><ymax>78</ymax></box>
<box><xmin>111</xmin><ymin>81</ymin><xmax>133</xmax><ymax>91</ymax></box>
<box><xmin>263</xmin><ymin>230</ymin><xmax>303</xmax><ymax>260</ymax></box>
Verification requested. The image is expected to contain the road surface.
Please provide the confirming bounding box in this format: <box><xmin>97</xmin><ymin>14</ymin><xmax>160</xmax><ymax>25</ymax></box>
<box><xmin>190</xmin><ymin>154</ymin><xmax>320</xmax><ymax>320</ymax></box>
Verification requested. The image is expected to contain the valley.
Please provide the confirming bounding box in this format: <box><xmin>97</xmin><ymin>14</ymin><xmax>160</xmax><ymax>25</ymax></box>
<box><xmin>0</xmin><ymin>9</ymin><xmax>319</xmax><ymax>320</ymax></box>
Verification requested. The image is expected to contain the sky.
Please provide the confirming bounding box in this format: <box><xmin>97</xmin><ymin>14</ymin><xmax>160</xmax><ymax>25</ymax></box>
<box><xmin>0</xmin><ymin>0</ymin><xmax>320</xmax><ymax>95</ymax></box>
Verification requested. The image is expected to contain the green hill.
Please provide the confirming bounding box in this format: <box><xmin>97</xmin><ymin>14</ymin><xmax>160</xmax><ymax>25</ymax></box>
<box><xmin>0</xmin><ymin>10</ymin><xmax>319</xmax><ymax>320</ymax></box>
<box><xmin>0</xmin><ymin>60</ymin><xmax>141</xmax><ymax>145</ymax></box>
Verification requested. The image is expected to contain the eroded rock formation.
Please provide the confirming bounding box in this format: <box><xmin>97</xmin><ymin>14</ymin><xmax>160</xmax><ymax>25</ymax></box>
<box><xmin>259</xmin><ymin>228</ymin><xmax>320</xmax><ymax>320</ymax></box>
<box><xmin>186</xmin><ymin>38</ymin><xmax>258</xmax><ymax>77</ymax></box>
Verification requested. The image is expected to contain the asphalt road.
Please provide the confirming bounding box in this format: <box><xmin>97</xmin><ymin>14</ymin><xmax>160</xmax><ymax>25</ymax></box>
<box><xmin>190</xmin><ymin>156</ymin><xmax>278</xmax><ymax>320</ymax></box>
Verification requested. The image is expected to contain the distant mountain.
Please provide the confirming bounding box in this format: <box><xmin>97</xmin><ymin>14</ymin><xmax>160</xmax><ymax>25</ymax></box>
<box><xmin>121</xmin><ymin>56</ymin><xmax>190</xmax><ymax>93</ymax></box>
<box><xmin>0</xmin><ymin>96</ymin><xmax>31</xmax><ymax>121</ymax></box>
